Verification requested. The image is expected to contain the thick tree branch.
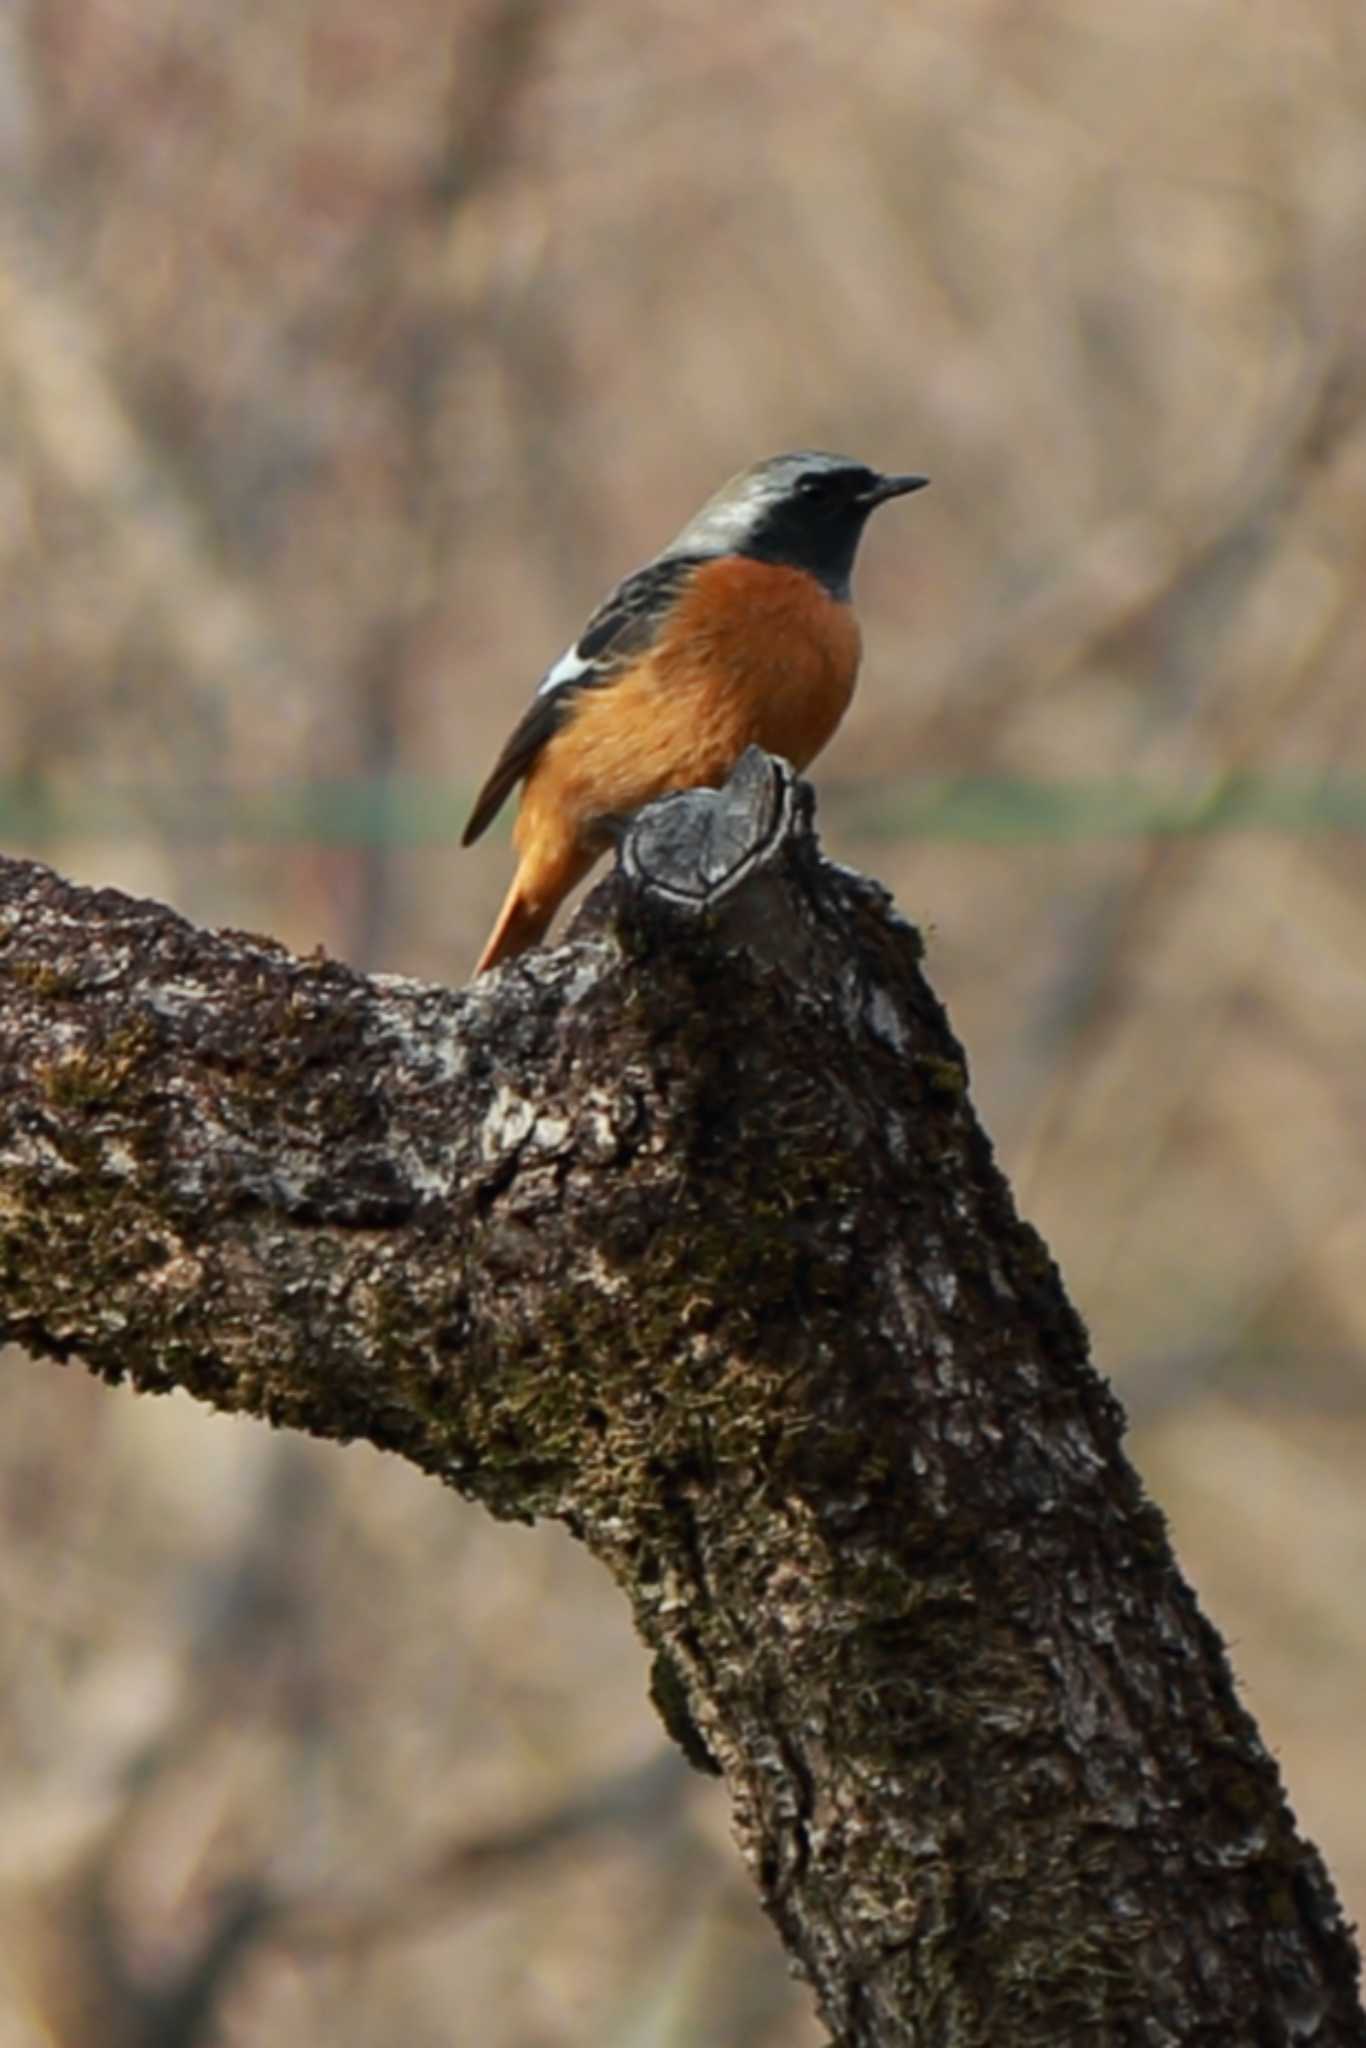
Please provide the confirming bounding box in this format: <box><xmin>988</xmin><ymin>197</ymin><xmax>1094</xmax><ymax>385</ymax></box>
<box><xmin>1</xmin><ymin>751</ymin><xmax>1361</xmax><ymax>2046</ymax></box>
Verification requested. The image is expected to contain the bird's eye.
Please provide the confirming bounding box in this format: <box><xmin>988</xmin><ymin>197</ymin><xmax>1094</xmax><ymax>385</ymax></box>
<box><xmin>799</xmin><ymin>472</ymin><xmax>838</xmax><ymax>497</ymax></box>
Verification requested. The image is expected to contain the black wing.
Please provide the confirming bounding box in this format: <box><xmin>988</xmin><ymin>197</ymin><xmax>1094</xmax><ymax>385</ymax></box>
<box><xmin>572</xmin><ymin>553</ymin><xmax>707</xmax><ymax>666</ymax></box>
<box><xmin>461</xmin><ymin>554</ymin><xmax>707</xmax><ymax>846</ymax></box>
<box><xmin>461</xmin><ymin>692</ymin><xmax>570</xmax><ymax>849</ymax></box>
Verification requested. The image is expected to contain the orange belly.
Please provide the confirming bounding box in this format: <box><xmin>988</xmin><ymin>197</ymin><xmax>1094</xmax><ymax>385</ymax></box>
<box><xmin>514</xmin><ymin>557</ymin><xmax>862</xmax><ymax>870</ymax></box>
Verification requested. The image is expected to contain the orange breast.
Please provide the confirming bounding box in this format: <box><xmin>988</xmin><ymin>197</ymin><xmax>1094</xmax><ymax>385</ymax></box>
<box><xmin>515</xmin><ymin>557</ymin><xmax>862</xmax><ymax>859</ymax></box>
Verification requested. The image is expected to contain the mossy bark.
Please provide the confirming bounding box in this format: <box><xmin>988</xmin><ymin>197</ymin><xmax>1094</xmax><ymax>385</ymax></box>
<box><xmin>1</xmin><ymin>752</ymin><xmax>1360</xmax><ymax>2047</ymax></box>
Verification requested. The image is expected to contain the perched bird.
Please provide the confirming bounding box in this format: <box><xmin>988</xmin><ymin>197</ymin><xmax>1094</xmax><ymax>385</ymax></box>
<box><xmin>463</xmin><ymin>451</ymin><xmax>928</xmax><ymax>973</ymax></box>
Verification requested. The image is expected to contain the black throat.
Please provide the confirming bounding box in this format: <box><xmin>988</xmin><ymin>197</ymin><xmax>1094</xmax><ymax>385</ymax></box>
<box><xmin>738</xmin><ymin>500</ymin><xmax>876</xmax><ymax>600</ymax></box>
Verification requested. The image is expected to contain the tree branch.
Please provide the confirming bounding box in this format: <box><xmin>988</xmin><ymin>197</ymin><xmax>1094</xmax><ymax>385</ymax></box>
<box><xmin>1</xmin><ymin>750</ymin><xmax>1361</xmax><ymax>2046</ymax></box>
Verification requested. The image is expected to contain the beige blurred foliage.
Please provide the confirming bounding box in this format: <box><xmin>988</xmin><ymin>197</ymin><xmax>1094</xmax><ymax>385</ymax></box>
<box><xmin>2</xmin><ymin>0</ymin><xmax>1366</xmax><ymax>2040</ymax></box>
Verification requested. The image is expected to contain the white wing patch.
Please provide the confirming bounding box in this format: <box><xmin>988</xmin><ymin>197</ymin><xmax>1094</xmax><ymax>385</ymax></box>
<box><xmin>536</xmin><ymin>644</ymin><xmax>590</xmax><ymax>698</ymax></box>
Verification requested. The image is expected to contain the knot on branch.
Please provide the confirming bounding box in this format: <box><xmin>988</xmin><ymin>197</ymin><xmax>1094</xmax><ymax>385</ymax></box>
<box><xmin>573</xmin><ymin>747</ymin><xmax>845</xmax><ymax>973</ymax></box>
<box><xmin>617</xmin><ymin>746</ymin><xmax>808</xmax><ymax>909</ymax></box>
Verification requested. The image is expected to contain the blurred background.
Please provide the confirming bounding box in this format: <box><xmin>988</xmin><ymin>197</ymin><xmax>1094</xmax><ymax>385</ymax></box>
<box><xmin>2</xmin><ymin>1</ymin><xmax>1365</xmax><ymax>2041</ymax></box>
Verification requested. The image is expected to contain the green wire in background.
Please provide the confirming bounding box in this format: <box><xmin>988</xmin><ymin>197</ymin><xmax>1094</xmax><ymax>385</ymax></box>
<box><xmin>1</xmin><ymin>776</ymin><xmax>1364</xmax><ymax>849</ymax></box>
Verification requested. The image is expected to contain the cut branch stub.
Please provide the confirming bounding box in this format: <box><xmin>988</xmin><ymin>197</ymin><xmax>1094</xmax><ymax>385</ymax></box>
<box><xmin>577</xmin><ymin>744</ymin><xmax>876</xmax><ymax>981</ymax></box>
<box><xmin>615</xmin><ymin>742</ymin><xmax>797</xmax><ymax>905</ymax></box>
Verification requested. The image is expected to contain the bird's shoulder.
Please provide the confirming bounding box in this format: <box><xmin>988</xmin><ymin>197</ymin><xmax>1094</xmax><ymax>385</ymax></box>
<box><xmin>461</xmin><ymin>553</ymin><xmax>710</xmax><ymax>847</ymax></box>
<box><xmin>541</xmin><ymin>552</ymin><xmax>712</xmax><ymax>698</ymax></box>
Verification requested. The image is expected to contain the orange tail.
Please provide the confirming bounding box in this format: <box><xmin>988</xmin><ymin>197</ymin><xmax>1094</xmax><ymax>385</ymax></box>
<box><xmin>472</xmin><ymin>769</ymin><xmax>609</xmax><ymax>976</ymax></box>
<box><xmin>473</xmin><ymin>831</ymin><xmax>602</xmax><ymax>974</ymax></box>
<box><xmin>473</xmin><ymin>877</ymin><xmax>556</xmax><ymax>975</ymax></box>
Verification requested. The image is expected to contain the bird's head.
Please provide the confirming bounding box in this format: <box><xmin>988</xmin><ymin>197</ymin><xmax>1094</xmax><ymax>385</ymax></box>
<box><xmin>664</xmin><ymin>452</ymin><xmax>929</xmax><ymax>597</ymax></box>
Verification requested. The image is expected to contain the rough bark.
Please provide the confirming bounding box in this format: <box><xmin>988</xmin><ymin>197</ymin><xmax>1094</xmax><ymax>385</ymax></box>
<box><xmin>0</xmin><ymin>748</ymin><xmax>1360</xmax><ymax>2047</ymax></box>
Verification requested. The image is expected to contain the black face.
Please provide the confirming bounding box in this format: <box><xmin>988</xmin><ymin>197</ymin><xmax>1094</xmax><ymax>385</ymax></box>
<box><xmin>741</xmin><ymin>465</ymin><xmax>919</xmax><ymax>597</ymax></box>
